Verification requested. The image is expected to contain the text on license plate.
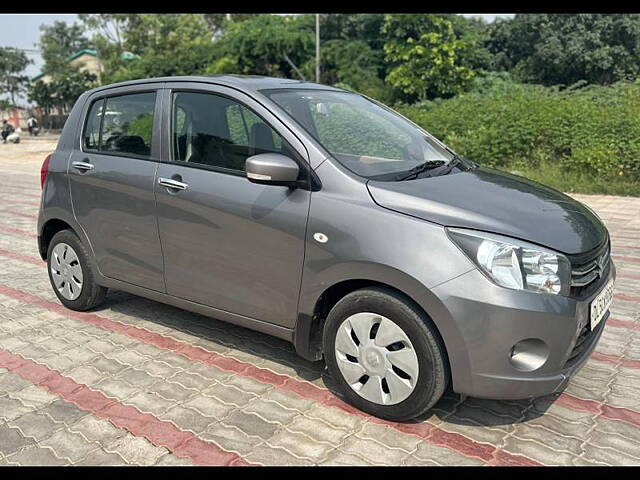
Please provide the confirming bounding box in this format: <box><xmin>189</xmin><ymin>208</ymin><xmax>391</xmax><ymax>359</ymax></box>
<box><xmin>590</xmin><ymin>279</ymin><xmax>614</xmax><ymax>331</ymax></box>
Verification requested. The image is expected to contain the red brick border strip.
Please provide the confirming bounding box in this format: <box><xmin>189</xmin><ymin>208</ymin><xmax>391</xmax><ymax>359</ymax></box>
<box><xmin>591</xmin><ymin>351</ymin><xmax>640</xmax><ymax>370</ymax></box>
<box><xmin>2</xmin><ymin>226</ymin><xmax>37</xmax><ymax>238</ymax></box>
<box><xmin>607</xmin><ymin>317</ymin><xmax>640</xmax><ymax>331</ymax></box>
<box><xmin>0</xmin><ymin>283</ymin><xmax>539</xmax><ymax>466</ymax></box>
<box><xmin>0</xmin><ymin>248</ymin><xmax>43</xmax><ymax>266</ymax></box>
<box><xmin>0</xmin><ymin>190</ymin><xmax>41</xmax><ymax>199</ymax></box>
<box><xmin>615</xmin><ymin>293</ymin><xmax>640</xmax><ymax>303</ymax></box>
<box><xmin>0</xmin><ymin>209</ymin><xmax>38</xmax><ymax>220</ymax></box>
<box><xmin>0</xmin><ymin>348</ymin><xmax>247</xmax><ymax>466</ymax></box>
<box><xmin>0</xmin><ymin>199</ymin><xmax>40</xmax><ymax>208</ymax></box>
<box><xmin>613</xmin><ymin>255</ymin><xmax>640</xmax><ymax>264</ymax></box>
<box><xmin>556</xmin><ymin>393</ymin><xmax>640</xmax><ymax>428</ymax></box>
<box><xmin>618</xmin><ymin>272</ymin><xmax>640</xmax><ymax>281</ymax></box>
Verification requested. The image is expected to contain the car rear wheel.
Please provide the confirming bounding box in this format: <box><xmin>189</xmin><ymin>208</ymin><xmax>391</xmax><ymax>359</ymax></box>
<box><xmin>323</xmin><ymin>287</ymin><xmax>448</xmax><ymax>421</ymax></box>
<box><xmin>47</xmin><ymin>229</ymin><xmax>107</xmax><ymax>311</ymax></box>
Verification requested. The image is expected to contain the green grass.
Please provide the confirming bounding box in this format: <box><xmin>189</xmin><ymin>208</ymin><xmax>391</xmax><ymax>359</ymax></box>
<box><xmin>503</xmin><ymin>161</ymin><xmax>640</xmax><ymax>197</ymax></box>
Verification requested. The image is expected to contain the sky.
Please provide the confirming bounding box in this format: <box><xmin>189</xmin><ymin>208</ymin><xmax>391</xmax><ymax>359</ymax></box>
<box><xmin>0</xmin><ymin>13</ymin><xmax>515</xmax><ymax>80</ymax></box>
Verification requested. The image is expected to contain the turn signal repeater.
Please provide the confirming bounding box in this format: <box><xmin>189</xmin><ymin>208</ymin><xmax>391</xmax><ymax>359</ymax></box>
<box><xmin>313</xmin><ymin>232</ymin><xmax>328</xmax><ymax>243</ymax></box>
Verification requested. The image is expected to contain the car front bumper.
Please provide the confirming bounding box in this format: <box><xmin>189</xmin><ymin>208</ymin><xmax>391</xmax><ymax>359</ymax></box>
<box><xmin>431</xmin><ymin>261</ymin><xmax>616</xmax><ymax>399</ymax></box>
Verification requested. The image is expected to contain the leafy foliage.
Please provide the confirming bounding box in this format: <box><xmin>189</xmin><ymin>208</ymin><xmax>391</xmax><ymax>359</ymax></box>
<box><xmin>28</xmin><ymin>68</ymin><xmax>98</xmax><ymax>114</ymax></box>
<box><xmin>27</xmin><ymin>79</ymin><xmax>55</xmax><ymax>115</ymax></box>
<box><xmin>202</xmin><ymin>13</ymin><xmax>258</xmax><ymax>38</ymax></box>
<box><xmin>302</xmin><ymin>39</ymin><xmax>389</xmax><ymax>101</ymax></box>
<box><xmin>39</xmin><ymin>21</ymin><xmax>91</xmax><ymax>75</ymax></box>
<box><xmin>81</xmin><ymin>14</ymin><xmax>214</xmax><ymax>83</ymax></box>
<box><xmin>396</xmin><ymin>79</ymin><xmax>640</xmax><ymax>187</ymax></box>
<box><xmin>210</xmin><ymin>15</ymin><xmax>314</xmax><ymax>78</ymax></box>
<box><xmin>0</xmin><ymin>47</ymin><xmax>31</xmax><ymax>106</ymax></box>
<box><xmin>486</xmin><ymin>14</ymin><xmax>640</xmax><ymax>86</ymax></box>
<box><xmin>383</xmin><ymin>14</ymin><xmax>476</xmax><ymax>101</ymax></box>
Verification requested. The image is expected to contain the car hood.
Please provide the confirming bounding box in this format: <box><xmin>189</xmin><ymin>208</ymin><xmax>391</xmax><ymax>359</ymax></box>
<box><xmin>367</xmin><ymin>167</ymin><xmax>607</xmax><ymax>255</ymax></box>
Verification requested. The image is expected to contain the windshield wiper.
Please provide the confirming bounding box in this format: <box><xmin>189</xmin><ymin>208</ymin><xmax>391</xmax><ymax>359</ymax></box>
<box><xmin>395</xmin><ymin>160</ymin><xmax>447</xmax><ymax>181</ymax></box>
<box><xmin>431</xmin><ymin>155</ymin><xmax>462</xmax><ymax>176</ymax></box>
<box><xmin>395</xmin><ymin>155</ymin><xmax>477</xmax><ymax>181</ymax></box>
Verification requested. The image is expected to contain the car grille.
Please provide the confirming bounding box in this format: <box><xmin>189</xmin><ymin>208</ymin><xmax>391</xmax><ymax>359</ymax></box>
<box><xmin>568</xmin><ymin>239</ymin><xmax>611</xmax><ymax>299</ymax></box>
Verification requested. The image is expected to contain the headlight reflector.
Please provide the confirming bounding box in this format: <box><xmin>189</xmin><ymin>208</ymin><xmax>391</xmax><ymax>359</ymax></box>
<box><xmin>448</xmin><ymin>228</ymin><xmax>571</xmax><ymax>295</ymax></box>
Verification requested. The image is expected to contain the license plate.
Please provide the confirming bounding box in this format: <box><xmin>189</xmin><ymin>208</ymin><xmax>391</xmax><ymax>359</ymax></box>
<box><xmin>590</xmin><ymin>278</ymin><xmax>614</xmax><ymax>331</ymax></box>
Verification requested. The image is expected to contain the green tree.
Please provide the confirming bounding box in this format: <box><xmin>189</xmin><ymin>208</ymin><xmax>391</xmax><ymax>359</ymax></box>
<box><xmin>53</xmin><ymin>68</ymin><xmax>98</xmax><ymax>112</ymax></box>
<box><xmin>28</xmin><ymin>67</ymin><xmax>97</xmax><ymax>115</ymax></box>
<box><xmin>202</xmin><ymin>13</ymin><xmax>258</xmax><ymax>38</ymax></box>
<box><xmin>312</xmin><ymin>14</ymin><xmax>386</xmax><ymax>51</ymax></box>
<box><xmin>300</xmin><ymin>39</ymin><xmax>388</xmax><ymax>100</ymax></box>
<box><xmin>212</xmin><ymin>15</ymin><xmax>314</xmax><ymax>78</ymax></box>
<box><xmin>80</xmin><ymin>14</ymin><xmax>214</xmax><ymax>83</ymax></box>
<box><xmin>486</xmin><ymin>14</ymin><xmax>640</xmax><ymax>86</ymax></box>
<box><xmin>445</xmin><ymin>14</ymin><xmax>495</xmax><ymax>72</ymax></box>
<box><xmin>0</xmin><ymin>47</ymin><xmax>31</xmax><ymax>106</ymax></box>
<box><xmin>382</xmin><ymin>14</ymin><xmax>475</xmax><ymax>101</ymax></box>
<box><xmin>39</xmin><ymin>21</ymin><xmax>91</xmax><ymax>75</ymax></box>
<box><xmin>27</xmin><ymin>79</ymin><xmax>55</xmax><ymax>116</ymax></box>
<box><xmin>79</xmin><ymin>14</ymin><xmax>133</xmax><ymax>50</ymax></box>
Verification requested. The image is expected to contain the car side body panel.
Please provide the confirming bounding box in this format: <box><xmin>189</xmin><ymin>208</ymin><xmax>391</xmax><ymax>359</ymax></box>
<box><xmin>296</xmin><ymin>158</ymin><xmax>477</xmax><ymax>378</ymax></box>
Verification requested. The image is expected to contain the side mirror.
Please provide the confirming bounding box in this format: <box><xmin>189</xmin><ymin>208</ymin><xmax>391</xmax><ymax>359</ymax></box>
<box><xmin>246</xmin><ymin>153</ymin><xmax>300</xmax><ymax>187</ymax></box>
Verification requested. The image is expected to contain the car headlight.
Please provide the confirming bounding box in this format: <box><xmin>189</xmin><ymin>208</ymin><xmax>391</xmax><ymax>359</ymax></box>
<box><xmin>447</xmin><ymin>228</ymin><xmax>571</xmax><ymax>296</ymax></box>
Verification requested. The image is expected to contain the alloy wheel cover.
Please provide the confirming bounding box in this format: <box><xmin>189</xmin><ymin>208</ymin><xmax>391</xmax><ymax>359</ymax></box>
<box><xmin>334</xmin><ymin>312</ymin><xmax>419</xmax><ymax>405</ymax></box>
<box><xmin>50</xmin><ymin>242</ymin><xmax>83</xmax><ymax>301</ymax></box>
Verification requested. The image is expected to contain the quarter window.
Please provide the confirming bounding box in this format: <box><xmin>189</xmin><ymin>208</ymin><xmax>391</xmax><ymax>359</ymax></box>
<box><xmin>172</xmin><ymin>92</ymin><xmax>291</xmax><ymax>172</ymax></box>
<box><xmin>83</xmin><ymin>99</ymin><xmax>104</xmax><ymax>151</ymax></box>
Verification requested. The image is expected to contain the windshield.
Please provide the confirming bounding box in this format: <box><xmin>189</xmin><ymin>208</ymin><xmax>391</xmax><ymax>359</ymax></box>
<box><xmin>261</xmin><ymin>89</ymin><xmax>454</xmax><ymax>179</ymax></box>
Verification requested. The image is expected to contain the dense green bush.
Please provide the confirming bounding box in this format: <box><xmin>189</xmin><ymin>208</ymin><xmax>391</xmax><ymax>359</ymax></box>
<box><xmin>396</xmin><ymin>79</ymin><xmax>640</xmax><ymax>184</ymax></box>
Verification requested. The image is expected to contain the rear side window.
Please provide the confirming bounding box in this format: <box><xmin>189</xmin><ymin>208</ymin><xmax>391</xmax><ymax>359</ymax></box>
<box><xmin>83</xmin><ymin>92</ymin><xmax>157</xmax><ymax>158</ymax></box>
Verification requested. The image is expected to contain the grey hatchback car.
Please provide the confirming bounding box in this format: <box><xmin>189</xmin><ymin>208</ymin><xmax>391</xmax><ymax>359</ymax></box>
<box><xmin>38</xmin><ymin>75</ymin><xmax>615</xmax><ymax>421</ymax></box>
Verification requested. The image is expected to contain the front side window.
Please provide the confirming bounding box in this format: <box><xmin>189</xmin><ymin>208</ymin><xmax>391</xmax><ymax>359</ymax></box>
<box><xmin>262</xmin><ymin>89</ymin><xmax>454</xmax><ymax>179</ymax></box>
<box><xmin>172</xmin><ymin>92</ymin><xmax>292</xmax><ymax>172</ymax></box>
<box><xmin>88</xmin><ymin>92</ymin><xmax>156</xmax><ymax>158</ymax></box>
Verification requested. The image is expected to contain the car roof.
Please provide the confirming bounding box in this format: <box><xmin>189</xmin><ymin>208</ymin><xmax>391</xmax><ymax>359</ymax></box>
<box><xmin>86</xmin><ymin>74</ymin><xmax>345</xmax><ymax>96</ymax></box>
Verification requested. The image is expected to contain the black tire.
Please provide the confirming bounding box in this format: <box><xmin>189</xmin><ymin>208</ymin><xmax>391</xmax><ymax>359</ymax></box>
<box><xmin>47</xmin><ymin>229</ymin><xmax>107</xmax><ymax>311</ymax></box>
<box><xmin>323</xmin><ymin>287</ymin><xmax>449</xmax><ymax>421</ymax></box>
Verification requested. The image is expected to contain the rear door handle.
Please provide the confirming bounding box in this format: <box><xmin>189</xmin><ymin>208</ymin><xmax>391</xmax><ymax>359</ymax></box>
<box><xmin>158</xmin><ymin>177</ymin><xmax>188</xmax><ymax>191</ymax></box>
<box><xmin>71</xmin><ymin>161</ymin><xmax>94</xmax><ymax>171</ymax></box>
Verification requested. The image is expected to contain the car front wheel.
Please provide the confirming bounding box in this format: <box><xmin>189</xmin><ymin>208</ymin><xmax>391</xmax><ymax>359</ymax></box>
<box><xmin>323</xmin><ymin>287</ymin><xmax>449</xmax><ymax>421</ymax></box>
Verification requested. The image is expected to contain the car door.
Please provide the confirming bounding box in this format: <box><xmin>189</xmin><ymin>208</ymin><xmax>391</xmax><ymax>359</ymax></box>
<box><xmin>68</xmin><ymin>86</ymin><xmax>165</xmax><ymax>292</ymax></box>
<box><xmin>154</xmin><ymin>84</ymin><xmax>312</xmax><ymax>328</ymax></box>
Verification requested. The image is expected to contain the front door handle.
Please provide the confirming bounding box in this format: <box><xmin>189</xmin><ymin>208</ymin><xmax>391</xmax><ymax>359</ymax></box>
<box><xmin>158</xmin><ymin>177</ymin><xmax>188</xmax><ymax>191</ymax></box>
<box><xmin>71</xmin><ymin>161</ymin><xmax>94</xmax><ymax>172</ymax></box>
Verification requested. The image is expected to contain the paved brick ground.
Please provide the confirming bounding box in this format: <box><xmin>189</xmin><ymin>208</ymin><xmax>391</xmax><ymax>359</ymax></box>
<box><xmin>0</xmin><ymin>137</ymin><xmax>639</xmax><ymax>465</ymax></box>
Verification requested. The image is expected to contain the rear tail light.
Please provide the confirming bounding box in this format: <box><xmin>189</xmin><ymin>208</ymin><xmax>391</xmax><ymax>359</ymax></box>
<box><xmin>40</xmin><ymin>154</ymin><xmax>51</xmax><ymax>189</ymax></box>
